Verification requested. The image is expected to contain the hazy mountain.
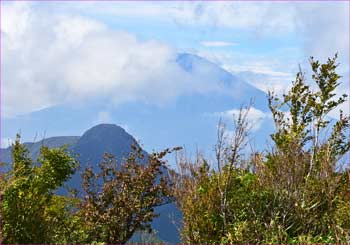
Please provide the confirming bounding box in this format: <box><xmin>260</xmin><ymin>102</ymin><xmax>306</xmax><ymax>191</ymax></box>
<box><xmin>3</xmin><ymin>53</ymin><xmax>274</xmax><ymax>157</ymax></box>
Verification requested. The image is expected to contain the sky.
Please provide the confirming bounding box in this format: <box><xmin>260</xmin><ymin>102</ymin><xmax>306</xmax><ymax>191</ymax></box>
<box><xmin>1</xmin><ymin>1</ymin><xmax>349</xmax><ymax>157</ymax></box>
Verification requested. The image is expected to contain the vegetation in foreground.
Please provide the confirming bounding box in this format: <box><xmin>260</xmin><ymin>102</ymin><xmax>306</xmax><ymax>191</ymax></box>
<box><xmin>0</xmin><ymin>55</ymin><xmax>349</xmax><ymax>244</ymax></box>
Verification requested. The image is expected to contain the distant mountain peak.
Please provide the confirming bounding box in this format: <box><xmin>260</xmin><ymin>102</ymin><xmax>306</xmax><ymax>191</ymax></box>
<box><xmin>73</xmin><ymin>123</ymin><xmax>139</xmax><ymax>165</ymax></box>
<box><xmin>176</xmin><ymin>53</ymin><xmax>209</xmax><ymax>72</ymax></box>
<box><xmin>80</xmin><ymin>124</ymin><xmax>129</xmax><ymax>140</ymax></box>
<box><xmin>85</xmin><ymin>123</ymin><xmax>126</xmax><ymax>132</ymax></box>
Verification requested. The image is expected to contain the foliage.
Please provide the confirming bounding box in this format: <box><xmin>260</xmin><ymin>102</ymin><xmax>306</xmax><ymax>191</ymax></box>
<box><xmin>0</xmin><ymin>137</ymin><xmax>178</xmax><ymax>244</ymax></box>
<box><xmin>77</xmin><ymin>145</ymin><xmax>180</xmax><ymax>244</ymax></box>
<box><xmin>172</xmin><ymin>55</ymin><xmax>350</xmax><ymax>243</ymax></box>
<box><xmin>0</xmin><ymin>134</ymin><xmax>78</xmax><ymax>244</ymax></box>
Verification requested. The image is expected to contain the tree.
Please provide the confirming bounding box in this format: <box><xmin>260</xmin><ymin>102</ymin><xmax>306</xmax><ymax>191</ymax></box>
<box><xmin>1</xmin><ymin>135</ymin><xmax>77</xmax><ymax>244</ymax></box>
<box><xmin>0</xmin><ymin>135</ymin><xmax>180</xmax><ymax>244</ymax></box>
<box><xmin>268</xmin><ymin>54</ymin><xmax>349</xmax><ymax>180</ymax></box>
<box><xmin>78</xmin><ymin>145</ymin><xmax>180</xmax><ymax>244</ymax></box>
<box><xmin>262</xmin><ymin>54</ymin><xmax>350</xmax><ymax>242</ymax></box>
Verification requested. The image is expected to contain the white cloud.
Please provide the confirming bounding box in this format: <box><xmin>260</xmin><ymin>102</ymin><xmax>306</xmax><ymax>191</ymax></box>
<box><xmin>2</xmin><ymin>3</ymin><xmax>174</xmax><ymax>116</ymax></box>
<box><xmin>3</xmin><ymin>2</ymin><xmax>348</xmax><ymax>118</ymax></box>
<box><xmin>201</xmin><ymin>41</ymin><xmax>236</xmax><ymax>47</ymax></box>
<box><xmin>216</xmin><ymin>107</ymin><xmax>271</xmax><ymax>132</ymax></box>
<box><xmin>2</xmin><ymin>3</ymin><xmax>225</xmax><ymax>118</ymax></box>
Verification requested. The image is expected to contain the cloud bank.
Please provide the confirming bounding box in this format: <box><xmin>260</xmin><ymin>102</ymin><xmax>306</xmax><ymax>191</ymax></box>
<box><xmin>3</xmin><ymin>3</ymin><xmax>175</xmax><ymax>117</ymax></box>
<box><xmin>2</xmin><ymin>2</ymin><xmax>348</xmax><ymax>118</ymax></box>
<box><xmin>3</xmin><ymin>3</ymin><xmax>226</xmax><ymax>118</ymax></box>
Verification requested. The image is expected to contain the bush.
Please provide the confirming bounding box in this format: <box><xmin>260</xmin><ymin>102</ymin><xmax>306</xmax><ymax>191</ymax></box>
<box><xmin>172</xmin><ymin>55</ymin><xmax>350</xmax><ymax>243</ymax></box>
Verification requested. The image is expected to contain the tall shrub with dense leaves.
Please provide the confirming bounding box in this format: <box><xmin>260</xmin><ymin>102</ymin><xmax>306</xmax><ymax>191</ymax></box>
<box><xmin>0</xmin><ymin>135</ymin><xmax>77</xmax><ymax>244</ymax></box>
<box><xmin>261</xmin><ymin>54</ymin><xmax>350</xmax><ymax>243</ymax></box>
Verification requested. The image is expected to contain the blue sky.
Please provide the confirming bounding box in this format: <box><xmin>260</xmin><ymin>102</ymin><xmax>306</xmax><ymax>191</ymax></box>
<box><xmin>1</xmin><ymin>1</ymin><xmax>349</xmax><ymax>158</ymax></box>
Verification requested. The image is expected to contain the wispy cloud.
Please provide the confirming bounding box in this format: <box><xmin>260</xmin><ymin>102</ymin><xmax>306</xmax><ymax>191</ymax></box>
<box><xmin>64</xmin><ymin>2</ymin><xmax>296</xmax><ymax>35</ymax></box>
<box><xmin>196</xmin><ymin>50</ymin><xmax>295</xmax><ymax>95</ymax></box>
<box><xmin>201</xmin><ymin>41</ymin><xmax>237</xmax><ymax>47</ymax></box>
<box><xmin>213</xmin><ymin>107</ymin><xmax>271</xmax><ymax>132</ymax></box>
